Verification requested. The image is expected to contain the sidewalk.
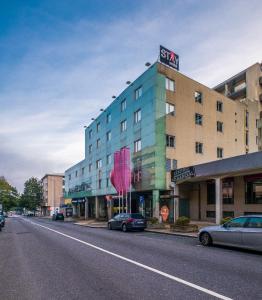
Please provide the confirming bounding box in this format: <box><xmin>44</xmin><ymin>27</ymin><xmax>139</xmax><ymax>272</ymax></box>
<box><xmin>74</xmin><ymin>219</ymin><xmax>198</xmax><ymax>238</ymax></box>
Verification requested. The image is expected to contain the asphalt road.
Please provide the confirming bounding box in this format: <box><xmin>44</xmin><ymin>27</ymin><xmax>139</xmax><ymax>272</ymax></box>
<box><xmin>0</xmin><ymin>217</ymin><xmax>261</xmax><ymax>300</ymax></box>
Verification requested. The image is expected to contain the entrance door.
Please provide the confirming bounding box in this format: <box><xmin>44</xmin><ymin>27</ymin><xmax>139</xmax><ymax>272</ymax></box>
<box><xmin>179</xmin><ymin>198</ymin><xmax>190</xmax><ymax>218</ymax></box>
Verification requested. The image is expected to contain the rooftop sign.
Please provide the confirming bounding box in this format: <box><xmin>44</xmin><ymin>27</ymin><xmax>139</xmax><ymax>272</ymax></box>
<box><xmin>160</xmin><ymin>45</ymin><xmax>179</xmax><ymax>71</ymax></box>
<box><xmin>171</xmin><ymin>167</ymin><xmax>195</xmax><ymax>183</ymax></box>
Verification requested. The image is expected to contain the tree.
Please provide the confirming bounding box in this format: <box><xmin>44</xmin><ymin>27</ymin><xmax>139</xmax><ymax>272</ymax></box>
<box><xmin>20</xmin><ymin>177</ymin><xmax>42</xmax><ymax>213</ymax></box>
<box><xmin>0</xmin><ymin>177</ymin><xmax>19</xmax><ymax>212</ymax></box>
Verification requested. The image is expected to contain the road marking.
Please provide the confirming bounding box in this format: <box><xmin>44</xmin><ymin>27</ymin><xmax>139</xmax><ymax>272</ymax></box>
<box><xmin>24</xmin><ymin>219</ymin><xmax>232</xmax><ymax>300</ymax></box>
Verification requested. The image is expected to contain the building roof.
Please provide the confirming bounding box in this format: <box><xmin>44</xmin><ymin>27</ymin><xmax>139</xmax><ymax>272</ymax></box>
<box><xmin>41</xmin><ymin>173</ymin><xmax>64</xmax><ymax>180</ymax></box>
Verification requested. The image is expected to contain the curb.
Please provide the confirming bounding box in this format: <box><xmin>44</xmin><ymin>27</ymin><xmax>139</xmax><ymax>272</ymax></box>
<box><xmin>145</xmin><ymin>229</ymin><xmax>198</xmax><ymax>238</ymax></box>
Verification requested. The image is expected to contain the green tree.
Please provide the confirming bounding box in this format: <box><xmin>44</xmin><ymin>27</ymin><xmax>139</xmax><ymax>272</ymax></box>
<box><xmin>20</xmin><ymin>177</ymin><xmax>42</xmax><ymax>213</ymax></box>
<box><xmin>0</xmin><ymin>177</ymin><xmax>19</xmax><ymax>212</ymax></box>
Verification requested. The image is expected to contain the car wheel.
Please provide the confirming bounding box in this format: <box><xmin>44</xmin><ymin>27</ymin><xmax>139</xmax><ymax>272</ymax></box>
<box><xmin>108</xmin><ymin>223</ymin><xmax>112</xmax><ymax>230</ymax></box>
<box><xmin>200</xmin><ymin>232</ymin><xmax>212</xmax><ymax>246</ymax></box>
<box><xmin>122</xmin><ymin>224</ymin><xmax>127</xmax><ymax>232</ymax></box>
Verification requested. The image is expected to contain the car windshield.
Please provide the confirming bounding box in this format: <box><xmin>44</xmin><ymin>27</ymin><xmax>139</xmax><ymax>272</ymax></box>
<box><xmin>130</xmin><ymin>213</ymin><xmax>144</xmax><ymax>219</ymax></box>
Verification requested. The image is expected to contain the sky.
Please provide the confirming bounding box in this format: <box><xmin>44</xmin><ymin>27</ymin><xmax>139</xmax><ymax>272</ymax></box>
<box><xmin>0</xmin><ymin>0</ymin><xmax>262</xmax><ymax>192</ymax></box>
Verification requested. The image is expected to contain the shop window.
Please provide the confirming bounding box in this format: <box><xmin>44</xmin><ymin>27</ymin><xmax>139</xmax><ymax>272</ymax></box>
<box><xmin>223</xmin><ymin>180</ymin><xmax>234</xmax><ymax>204</ymax></box>
<box><xmin>195</xmin><ymin>113</ymin><xmax>203</xmax><ymax>125</ymax></box>
<box><xmin>206</xmin><ymin>211</ymin><xmax>215</xmax><ymax>218</ymax></box>
<box><xmin>207</xmin><ymin>181</ymin><xmax>215</xmax><ymax>204</ymax></box>
<box><xmin>195</xmin><ymin>91</ymin><xmax>202</xmax><ymax>104</ymax></box>
<box><xmin>223</xmin><ymin>211</ymin><xmax>234</xmax><ymax>218</ymax></box>
<box><xmin>246</xmin><ymin>181</ymin><xmax>262</xmax><ymax>204</ymax></box>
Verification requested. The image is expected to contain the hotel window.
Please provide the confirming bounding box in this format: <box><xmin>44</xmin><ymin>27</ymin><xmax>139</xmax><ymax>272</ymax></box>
<box><xmin>106</xmin><ymin>131</ymin><xmax>111</xmax><ymax>141</ymax></box>
<box><xmin>166</xmin><ymin>103</ymin><xmax>175</xmax><ymax>116</ymax></box>
<box><xmin>165</xmin><ymin>77</ymin><xmax>175</xmax><ymax>91</ymax></box>
<box><xmin>166</xmin><ymin>135</ymin><xmax>176</xmax><ymax>148</ymax></box>
<box><xmin>96</xmin><ymin>159</ymin><xmax>102</xmax><ymax>169</ymax></box>
<box><xmin>196</xmin><ymin>142</ymin><xmax>203</xmax><ymax>154</ymax></box>
<box><xmin>106</xmin><ymin>113</ymin><xmax>111</xmax><ymax>123</ymax></box>
<box><xmin>96</xmin><ymin>138</ymin><xmax>101</xmax><ymax>148</ymax></box>
<box><xmin>217</xmin><ymin>147</ymin><xmax>223</xmax><ymax>158</ymax></box>
<box><xmin>89</xmin><ymin>144</ymin><xmax>92</xmax><ymax>154</ymax></box>
<box><xmin>217</xmin><ymin>101</ymin><xmax>223</xmax><ymax>112</ymax></box>
<box><xmin>69</xmin><ymin>174</ymin><xmax>71</xmax><ymax>180</ymax></box>
<box><xmin>120</xmin><ymin>120</ymin><xmax>127</xmax><ymax>132</ymax></box>
<box><xmin>134</xmin><ymin>139</ymin><xmax>142</xmax><ymax>153</ymax></box>
<box><xmin>134</xmin><ymin>109</ymin><xmax>141</xmax><ymax>124</ymax></box>
<box><xmin>121</xmin><ymin>99</ymin><xmax>126</xmax><ymax>111</ymax></box>
<box><xmin>81</xmin><ymin>167</ymin><xmax>85</xmax><ymax>176</ymax></box>
<box><xmin>195</xmin><ymin>113</ymin><xmax>203</xmax><ymax>125</ymax></box>
<box><xmin>246</xmin><ymin>181</ymin><xmax>262</xmax><ymax>204</ymax></box>
<box><xmin>89</xmin><ymin>163</ymin><xmax>92</xmax><ymax>172</ymax></box>
<box><xmin>223</xmin><ymin>180</ymin><xmax>234</xmax><ymax>204</ymax></box>
<box><xmin>75</xmin><ymin>170</ymin><xmax>78</xmax><ymax>177</ymax></box>
<box><xmin>217</xmin><ymin>121</ymin><xmax>223</xmax><ymax>132</ymax></box>
<box><xmin>194</xmin><ymin>91</ymin><xmax>202</xmax><ymax>104</ymax></box>
<box><xmin>97</xmin><ymin>122</ymin><xmax>101</xmax><ymax>132</ymax></box>
<box><xmin>89</xmin><ymin>130</ymin><xmax>92</xmax><ymax>139</ymax></box>
<box><xmin>135</xmin><ymin>86</ymin><xmax>143</xmax><ymax>100</ymax></box>
<box><xmin>106</xmin><ymin>154</ymin><xmax>112</xmax><ymax>165</ymax></box>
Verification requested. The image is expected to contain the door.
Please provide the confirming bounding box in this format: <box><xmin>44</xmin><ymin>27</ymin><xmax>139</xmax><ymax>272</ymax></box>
<box><xmin>212</xmin><ymin>217</ymin><xmax>249</xmax><ymax>247</ymax></box>
<box><xmin>242</xmin><ymin>217</ymin><xmax>262</xmax><ymax>251</ymax></box>
<box><xmin>179</xmin><ymin>198</ymin><xmax>190</xmax><ymax>218</ymax></box>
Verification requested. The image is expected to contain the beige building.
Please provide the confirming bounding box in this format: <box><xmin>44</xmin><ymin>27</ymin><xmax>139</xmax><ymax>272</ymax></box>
<box><xmin>214</xmin><ymin>62</ymin><xmax>262</xmax><ymax>150</ymax></box>
<box><xmin>41</xmin><ymin>174</ymin><xmax>64</xmax><ymax>216</ymax></box>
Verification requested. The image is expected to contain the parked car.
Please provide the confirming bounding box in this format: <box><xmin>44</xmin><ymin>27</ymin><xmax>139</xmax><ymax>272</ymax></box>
<box><xmin>0</xmin><ymin>214</ymin><xmax>5</xmax><ymax>228</ymax></box>
<box><xmin>199</xmin><ymin>215</ymin><xmax>262</xmax><ymax>251</ymax></box>
<box><xmin>108</xmin><ymin>213</ymin><xmax>147</xmax><ymax>232</ymax></box>
<box><xmin>52</xmin><ymin>213</ymin><xmax>64</xmax><ymax>221</ymax></box>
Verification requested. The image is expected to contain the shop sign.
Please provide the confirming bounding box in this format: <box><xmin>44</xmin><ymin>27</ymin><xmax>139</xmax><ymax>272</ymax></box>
<box><xmin>171</xmin><ymin>167</ymin><xmax>195</xmax><ymax>183</ymax></box>
<box><xmin>72</xmin><ymin>199</ymin><xmax>86</xmax><ymax>204</ymax></box>
<box><xmin>160</xmin><ymin>205</ymin><xmax>169</xmax><ymax>222</ymax></box>
<box><xmin>160</xmin><ymin>45</ymin><xmax>179</xmax><ymax>71</ymax></box>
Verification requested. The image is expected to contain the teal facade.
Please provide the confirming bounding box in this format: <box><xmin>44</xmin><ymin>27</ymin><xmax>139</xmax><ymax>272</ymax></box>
<box><xmin>64</xmin><ymin>63</ymin><xmax>167</xmax><ymax>216</ymax></box>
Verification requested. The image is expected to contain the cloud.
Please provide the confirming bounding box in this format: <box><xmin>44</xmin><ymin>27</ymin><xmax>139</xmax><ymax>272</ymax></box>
<box><xmin>0</xmin><ymin>0</ymin><xmax>261</xmax><ymax>191</ymax></box>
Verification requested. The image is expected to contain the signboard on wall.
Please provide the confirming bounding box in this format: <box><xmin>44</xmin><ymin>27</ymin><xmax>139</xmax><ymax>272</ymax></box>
<box><xmin>171</xmin><ymin>167</ymin><xmax>195</xmax><ymax>183</ymax></box>
<box><xmin>160</xmin><ymin>45</ymin><xmax>179</xmax><ymax>71</ymax></box>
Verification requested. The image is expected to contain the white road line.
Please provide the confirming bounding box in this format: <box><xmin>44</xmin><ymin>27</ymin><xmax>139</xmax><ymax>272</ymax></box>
<box><xmin>24</xmin><ymin>219</ymin><xmax>233</xmax><ymax>300</ymax></box>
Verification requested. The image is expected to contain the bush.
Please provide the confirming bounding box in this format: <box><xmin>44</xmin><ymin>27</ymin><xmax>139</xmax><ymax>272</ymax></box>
<box><xmin>220</xmin><ymin>217</ymin><xmax>232</xmax><ymax>225</ymax></box>
<box><xmin>174</xmin><ymin>216</ymin><xmax>190</xmax><ymax>226</ymax></box>
<box><xmin>148</xmin><ymin>217</ymin><xmax>159</xmax><ymax>224</ymax></box>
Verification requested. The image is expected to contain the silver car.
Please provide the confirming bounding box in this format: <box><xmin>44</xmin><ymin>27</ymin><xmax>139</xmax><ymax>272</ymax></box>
<box><xmin>199</xmin><ymin>215</ymin><xmax>262</xmax><ymax>251</ymax></box>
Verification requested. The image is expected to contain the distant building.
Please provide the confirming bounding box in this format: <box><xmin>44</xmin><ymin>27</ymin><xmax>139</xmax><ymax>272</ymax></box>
<box><xmin>41</xmin><ymin>174</ymin><xmax>64</xmax><ymax>216</ymax></box>
<box><xmin>214</xmin><ymin>62</ymin><xmax>262</xmax><ymax>150</ymax></box>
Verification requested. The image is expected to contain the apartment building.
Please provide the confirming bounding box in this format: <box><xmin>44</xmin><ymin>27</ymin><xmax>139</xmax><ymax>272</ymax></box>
<box><xmin>41</xmin><ymin>174</ymin><xmax>65</xmax><ymax>216</ymax></box>
<box><xmin>214</xmin><ymin>62</ymin><xmax>262</xmax><ymax>150</ymax></box>
<box><xmin>64</xmin><ymin>54</ymin><xmax>259</xmax><ymax>221</ymax></box>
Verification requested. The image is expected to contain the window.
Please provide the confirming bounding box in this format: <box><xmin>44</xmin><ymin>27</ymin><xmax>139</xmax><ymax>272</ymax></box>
<box><xmin>165</xmin><ymin>77</ymin><xmax>175</xmax><ymax>91</ymax></box>
<box><xmin>120</xmin><ymin>120</ymin><xmax>127</xmax><ymax>132</ymax></box>
<box><xmin>166</xmin><ymin>103</ymin><xmax>175</xmax><ymax>116</ymax></box>
<box><xmin>106</xmin><ymin>178</ymin><xmax>110</xmax><ymax>188</ymax></box>
<box><xmin>121</xmin><ymin>99</ymin><xmax>126</xmax><ymax>111</ymax></box>
<box><xmin>226</xmin><ymin>217</ymin><xmax>249</xmax><ymax>228</ymax></box>
<box><xmin>134</xmin><ymin>139</ymin><xmax>141</xmax><ymax>153</ymax></box>
<box><xmin>217</xmin><ymin>121</ymin><xmax>223</xmax><ymax>132</ymax></box>
<box><xmin>256</xmin><ymin>136</ymin><xmax>259</xmax><ymax>145</ymax></box>
<box><xmin>106</xmin><ymin>154</ymin><xmax>112</xmax><ymax>165</ymax></box>
<box><xmin>223</xmin><ymin>180</ymin><xmax>234</xmax><ymax>204</ymax></box>
<box><xmin>217</xmin><ymin>147</ymin><xmax>223</xmax><ymax>158</ymax></box>
<box><xmin>98</xmin><ymin>179</ymin><xmax>102</xmax><ymax>189</ymax></box>
<box><xmin>96</xmin><ymin>138</ymin><xmax>101</xmax><ymax>148</ymax></box>
<box><xmin>134</xmin><ymin>109</ymin><xmax>141</xmax><ymax>124</ymax></box>
<box><xmin>206</xmin><ymin>211</ymin><xmax>215</xmax><ymax>218</ymax></box>
<box><xmin>81</xmin><ymin>167</ymin><xmax>85</xmax><ymax>176</ymax></box>
<box><xmin>89</xmin><ymin>130</ymin><xmax>92</xmax><ymax>139</ymax></box>
<box><xmin>106</xmin><ymin>131</ymin><xmax>111</xmax><ymax>141</ymax></box>
<box><xmin>245</xmin><ymin>111</ymin><xmax>249</xmax><ymax>128</ymax></box>
<box><xmin>96</xmin><ymin>159</ymin><xmax>102</xmax><ymax>169</ymax></box>
<box><xmin>75</xmin><ymin>170</ymin><xmax>78</xmax><ymax>177</ymax></box>
<box><xmin>195</xmin><ymin>113</ymin><xmax>203</xmax><ymax>125</ymax></box>
<box><xmin>69</xmin><ymin>174</ymin><xmax>71</xmax><ymax>180</ymax></box>
<box><xmin>246</xmin><ymin>217</ymin><xmax>262</xmax><ymax>228</ymax></box>
<box><xmin>223</xmin><ymin>211</ymin><xmax>234</xmax><ymax>218</ymax></box>
<box><xmin>194</xmin><ymin>91</ymin><xmax>202</xmax><ymax>104</ymax></box>
<box><xmin>97</xmin><ymin>122</ymin><xmax>101</xmax><ymax>132</ymax></box>
<box><xmin>135</xmin><ymin>86</ymin><xmax>143</xmax><ymax>99</ymax></box>
<box><xmin>107</xmin><ymin>113</ymin><xmax>111</xmax><ymax>123</ymax></box>
<box><xmin>245</xmin><ymin>131</ymin><xmax>249</xmax><ymax>146</ymax></box>
<box><xmin>207</xmin><ymin>181</ymin><xmax>215</xmax><ymax>204</ymax></box>
<box><xmin>217</xmin><ymin>101</ymin><xmax>223</xmax><ymax>112</ymax></box>
<box><xmin>196</xmin><ymin>142</ymin><xmax>203</xmax><ymax>154</ymax></box>
<box><xmin>89</xmin><ymin>163</ymin><xmax>92</xmax><ymax>172</ymax></box>
<box><xmin>246</xmin><ymin>181</ymin><xmax>262</xmax><ymax>204</ymax></box>
<box><xmin>89</xmin><ymin>144</ymin><xmax>92</xmax><ymax>154</ymax></box>
<box><xmin>166</xmin><ymin>135</ymin><xmax>176</xmax><ymax>148</ymax></box>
